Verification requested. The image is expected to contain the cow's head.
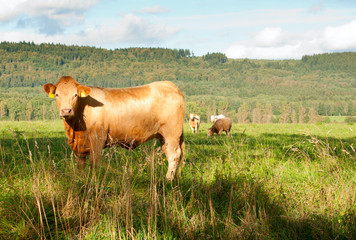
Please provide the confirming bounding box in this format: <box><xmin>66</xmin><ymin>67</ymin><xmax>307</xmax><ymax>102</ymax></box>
<box><xmin>43</xmin><ymin>76</ymin><xmax>91</xmax><ymax>119</ymax></box>
<box><xmin>207</xmin><ymin>128</ymin><xmax>213</xmax><ymax>137</ymax></box>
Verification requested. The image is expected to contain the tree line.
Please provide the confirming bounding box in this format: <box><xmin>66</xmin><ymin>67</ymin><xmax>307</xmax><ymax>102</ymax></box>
<box><xmin>0</xmin><ymin>42</ymin><xmax>355</xmax><ymax>122</ymax></box>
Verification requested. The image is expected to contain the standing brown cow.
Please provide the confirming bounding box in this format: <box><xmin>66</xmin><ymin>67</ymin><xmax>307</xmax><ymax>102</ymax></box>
<box><xmin>43</xmin><ymin>76</ymin><xmax>185</xmax><ymax>180</ymax></box>
<box><xmin>207</xmin><ymin>117</ymin><xmax>232</xmax><ymax>137</ymax></box>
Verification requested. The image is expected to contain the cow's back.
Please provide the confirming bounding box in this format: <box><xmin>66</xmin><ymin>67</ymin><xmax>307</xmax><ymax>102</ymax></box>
<box><xmin>214</xmin><ymin>117</ymin><xmax>232</xmax><ymax>131</ymax></box>
<box><xmin>82</xmin><ymin>81</ymin><xmax>184</xmax><ymax>146</ymax></box>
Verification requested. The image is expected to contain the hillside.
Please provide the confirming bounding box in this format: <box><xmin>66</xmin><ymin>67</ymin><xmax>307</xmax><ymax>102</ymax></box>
<box><xmin>0</xmin><ymin>42</ymin><xmax>355</xmax><ymax>122</ymax></box>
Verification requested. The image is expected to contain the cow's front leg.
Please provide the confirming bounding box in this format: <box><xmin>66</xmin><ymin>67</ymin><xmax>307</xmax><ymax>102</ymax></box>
<box><xmin>164</xmin><ymin>137</ymin><xmax>183</xmax><ymax>180</ymax></box>
<box><xmin>190</xmin><ymin>125</ymin><xmax>194</xmax><ymax>133</ymax></box>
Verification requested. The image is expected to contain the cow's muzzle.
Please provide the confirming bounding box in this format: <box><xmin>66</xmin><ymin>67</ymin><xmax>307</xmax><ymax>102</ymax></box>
<box><xmin>60</xmin><ymin>108</ymin><xmax>74</xmax><ymax>118</ymax></box>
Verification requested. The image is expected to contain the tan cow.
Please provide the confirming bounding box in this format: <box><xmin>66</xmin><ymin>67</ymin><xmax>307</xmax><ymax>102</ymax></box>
<box><xmin>43</xmin><ymin>76</ymin><xmax>185</xmax><ymax>180</ymax></box>
<box><xmin>188</xmin><ymin>113</ymin><xmax>200</xmax><ymax>133</ymax></box>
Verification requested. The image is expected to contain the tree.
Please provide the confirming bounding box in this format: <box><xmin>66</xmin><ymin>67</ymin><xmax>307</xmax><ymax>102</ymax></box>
<box><xmin>291</xmin><ymin>108</ymin><xmax>297</xmax><ymax>123</ymax></box>
<box><xmin>202</xmin><ymin>52</ymin><xmax>227</xmax><ymax>64</ymax></box>
<box><xmin>237</xmin><ymin>102</ymin><xmax>250</xmax><ymax>123</ymax></box>
<box><xmin>308</xmin><ymin>107</ymin><xmax>321</xmax><ymax>123</ymax></box>
<box><xmin>343</xmin><ymin>102</ymin><xmax>349</xmax><ymax>115</ymax></box>
<box><xmin>212</xmin><ymin>101</ymin><xmax>217</xmax><ymax>117</ymax></box>
<box><xmin>206</xmin><ymin>105</ymin><xmax>211</xmax><ymax>123</ymax></box>
<box><xmin>263</xmin><ymin>104</ymin><xmax>273</xmax><ymax>123</ymax></box>
<box><xmin>42</xmin><ymin>103</ymin><xmax>47</xmax><ymax>121</ymax></box>
<box><xmin>252</xmin><ymin>103</ymin><xmax>263</xmax><ymax>123</ymax></box>
<box><xmin>0</xmin><ymin>101</ymin><xmax>7</xmax><ymax>119</ymax></box>
<box><xmin>279</xmin><ymin>103</ymin><xmax>291</xmax><ymax>123</ymax></box>
<box><xmin>26</xmin><ymin>101</ymin><xmax>33</xmax><ymax>121</ymax></box>
<box><xmin>299</xmin><ymin>105</ymin><xmax>306</xmax><ymax>123</ymax></box>
<box><xmin>51</xmin><ymin>101</ymin><xmax>58</xmax><ymax>120</ymax></box>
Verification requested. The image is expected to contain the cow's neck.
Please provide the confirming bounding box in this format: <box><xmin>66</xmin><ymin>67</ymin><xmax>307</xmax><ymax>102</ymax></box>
<box><xmin>64</xmin><ymin>113</ymin><xmax>85</xmax><ymax>129</ymax></box>
<box><xmin>63</xmin><ymin>114</ymin><xmax>88</xmax><ymax>154</ymax></box>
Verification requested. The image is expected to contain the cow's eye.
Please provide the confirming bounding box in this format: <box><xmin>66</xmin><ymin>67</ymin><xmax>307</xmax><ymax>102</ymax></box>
<box><xmin>55</xmin><ymin>93</ymin><xmax>59</xmax><ymax>97</ymax></box>
<box><xmin>74</xmin><ymin>93</ymin><xmax>78</xmax><ymax>98</ymax></box>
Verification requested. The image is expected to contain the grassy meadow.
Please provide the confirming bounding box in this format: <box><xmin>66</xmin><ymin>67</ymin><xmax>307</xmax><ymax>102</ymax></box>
<box><xmin>0</xmin><ymin>120</ymin><xmax>355</xmax><ymax>239</ymax></box>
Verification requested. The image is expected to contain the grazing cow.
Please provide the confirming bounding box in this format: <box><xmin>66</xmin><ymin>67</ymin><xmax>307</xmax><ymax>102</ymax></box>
<box><xmin>188</xmin><ymin>113</ymin><xmax>200</xmax><ymax>133</ymax></box>
<box><xmin>210</xmin><ymin>114</ymin><xmax>226</xmax><ymax>122</ymax></box>
<box><xmin>43</xmin><ymin>76</ymin><xmax>185</xmax><ymax>180</ymax></box>
<box><xmin>207</xmin><ymin>117</ymin><xmax>232</xmax><ymax>137</ymax></box>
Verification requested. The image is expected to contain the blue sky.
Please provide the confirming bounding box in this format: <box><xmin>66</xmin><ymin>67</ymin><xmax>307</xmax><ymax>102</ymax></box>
<box><xmin>1</xmin><ymin>0</ymin><xmax>356</xmax><ymax>59</ymax></box>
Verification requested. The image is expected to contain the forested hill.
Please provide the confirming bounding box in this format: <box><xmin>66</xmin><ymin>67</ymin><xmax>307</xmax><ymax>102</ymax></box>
<box><xmin>0</xmin><ymin>42</ymin><xmax>355</xmax><ymax>122</ymax></box>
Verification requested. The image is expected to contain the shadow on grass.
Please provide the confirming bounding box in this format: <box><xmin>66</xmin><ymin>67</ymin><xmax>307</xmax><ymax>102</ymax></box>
<box><xmin>1</xmin><ymin>164</ymin><xmax>355</xmax><ymax>239</ymax></box>
<box><xmin>174</xmin><ymin>173</ymin><xmax>356</xmax><ymax>239</ymax></box>
<box><xmin>0</xmin><ymin>130</ymin><xmax>355</xmax><ymax>239</ymax></box>
<box><xmin>0</xmin><ymin>131</ymin><xmax>70</xmax><ymax>171</ymax></box>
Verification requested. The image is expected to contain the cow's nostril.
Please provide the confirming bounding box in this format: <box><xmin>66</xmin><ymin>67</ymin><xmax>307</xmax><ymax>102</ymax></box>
<box><xmin>61</xmin><ymin>108</ymin><xmax>73</xmax><ymax>117</ymax></box>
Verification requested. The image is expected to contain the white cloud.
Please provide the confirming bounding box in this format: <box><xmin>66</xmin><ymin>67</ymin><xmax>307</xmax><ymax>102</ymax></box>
<box><xmin>0</xmin><ymin>13</ymin><xmax>179</xmax><ymax>47</ymax></box>
<box><xmin>0</xmin><ymin>0</ymin><xmax>25</xmax><ymax>22</ymax></box>
<box><xmin>321</xmin><ymin>19</ymin><xmax>356</xmax><ymax>50</ymax></box>
<box><xmin>225</xmin><ymin>42</ymin><xmax>316</xmax><ymax>60</ymax></box>
<box><xmin>0</xmin><ymin>0</ymin><xmax>98</xmax><ymax>35</ymax></box>
<box><xmin>225</xmin><ymin>19</ymin><xmax>356</xmax><ymax>59</ymax></box>
<box><xmin>135</xmin><ymin>5</ymin><xmax>169</xmax><ymax>14</ymax></box>
<box><xmin>253</xmin><ymin>27</ymin><xmax>283</xmax><ymax>47</ymax></box>
<box><xmin>78</xmin><ymin>14</ymin><xmax>178</xmax><ymax>45</ymax></box>
<box><xmin>0</xmin><ymin>0</ymin><xmax>98</xmax><ymax>21</ymax></box>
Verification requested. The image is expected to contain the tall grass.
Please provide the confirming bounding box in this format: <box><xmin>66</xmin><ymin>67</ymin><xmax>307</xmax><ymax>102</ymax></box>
<box><xmin>0</xmin><ymin>121</ymin><xmax>355</xmax><ymax>239</ymax></box>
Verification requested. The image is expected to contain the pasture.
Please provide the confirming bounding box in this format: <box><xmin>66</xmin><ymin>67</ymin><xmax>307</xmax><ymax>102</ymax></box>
<box><xmin>0</xmin><ymin>120</ymin><xmax>355</xmax><ymax>239</ymax></box>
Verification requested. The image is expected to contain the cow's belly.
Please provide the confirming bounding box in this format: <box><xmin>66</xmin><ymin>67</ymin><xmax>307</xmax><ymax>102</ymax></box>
<box><xmin>105</xmin><ymin>123</ymin><xmax>159</xmax><ymax>149</ymax></box>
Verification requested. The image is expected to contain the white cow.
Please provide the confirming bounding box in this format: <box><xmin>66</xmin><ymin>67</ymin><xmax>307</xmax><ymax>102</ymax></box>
<box><xmin>210</xmin><ymin>114</ymin><xmax>226</xmax><ymax>122</ymax></box>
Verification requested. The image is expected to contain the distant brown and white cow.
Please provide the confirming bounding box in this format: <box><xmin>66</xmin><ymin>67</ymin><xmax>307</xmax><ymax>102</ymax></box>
<box><xmin>43</xmin><ymin>76</ymin><xmax>185</xmax><ymax>180</ymax></box>
<box><xmin>188</xmin><ymin>113</ymin><xmax>200</xmax><ymax>133</ymax></box>
<box><xmin>207</xmin><ymin>117</ymin><xmax>232</xmax><ymax>137</ymax></box>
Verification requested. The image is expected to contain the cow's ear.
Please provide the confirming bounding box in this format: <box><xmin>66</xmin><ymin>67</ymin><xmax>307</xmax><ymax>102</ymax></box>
<box><xmin>43</xmin><ymin>84</ymin><xmax>56</xmax><ymax>98</ymax></box>
<box><xmin>77</xmin><ymin>85</ymin><xmax>91</xmax><ymax>98</ymax></box>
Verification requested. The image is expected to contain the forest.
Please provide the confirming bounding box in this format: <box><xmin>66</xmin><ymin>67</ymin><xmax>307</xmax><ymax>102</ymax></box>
<box><xmin>0</xmin><ymin>41</ymin><xmax>355</xmax><ymax>122</ymax></box>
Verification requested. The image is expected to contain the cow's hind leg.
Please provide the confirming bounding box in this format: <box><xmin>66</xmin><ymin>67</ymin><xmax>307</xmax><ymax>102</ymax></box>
<box><xmin>163</xmin><ymin>133</ymin><xmax>184</xmax><ymax>180</ymax></box>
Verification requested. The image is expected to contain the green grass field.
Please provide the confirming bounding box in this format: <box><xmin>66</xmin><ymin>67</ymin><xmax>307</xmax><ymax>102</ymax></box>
<box><xmin>0</xmin><ymin>120</ymin><xmax>355</xmax><ymax>239</ymax></box>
